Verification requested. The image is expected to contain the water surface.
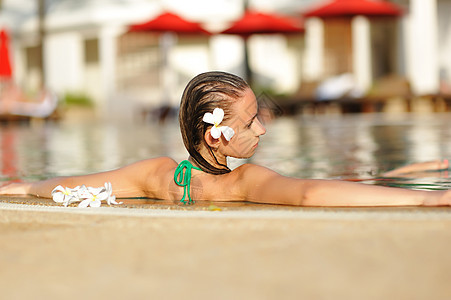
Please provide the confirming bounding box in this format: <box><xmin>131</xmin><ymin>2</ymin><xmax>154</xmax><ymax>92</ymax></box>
<box><xmin>1</xmin><ymin>112</ymin><xmax>451</xmax><ymax>192</ymax></box>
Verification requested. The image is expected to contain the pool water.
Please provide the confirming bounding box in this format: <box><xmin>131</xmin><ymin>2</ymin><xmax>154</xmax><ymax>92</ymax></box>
<box><xmin>1</xmin><ymin>111</ymin><xmax>451</xmax><ymax>191</ymax></box>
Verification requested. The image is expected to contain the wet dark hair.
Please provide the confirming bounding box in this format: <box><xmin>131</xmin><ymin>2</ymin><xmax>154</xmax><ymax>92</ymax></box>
<box><xmin>179</xmin><ymin>71</ymin><xmax>249</xmax><ymax>175</ymax></box>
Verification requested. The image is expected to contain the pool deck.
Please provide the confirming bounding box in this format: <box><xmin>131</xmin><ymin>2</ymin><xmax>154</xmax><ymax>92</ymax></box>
<box><xmin>1</xmin><ymin>198</ymin><xmax>451</xmax><ymax>300</ymax></box>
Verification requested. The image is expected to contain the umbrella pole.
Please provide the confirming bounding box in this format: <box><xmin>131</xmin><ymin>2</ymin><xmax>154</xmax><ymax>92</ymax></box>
<box><xmin>244</xmin><ymin>37</ymin><xmax>253</xmax><ymax>87</ymax></box>
<box><xmin>242</xmin><ymin>0</ymin><xmax>253</xmax><ymax>86</ymax></box>
<box><xmin>160</xmin><ymin>32</ymin><xmax>176</xmax><ymax>107</ymax></box>
<box><xmin>37</xmin><ymin>0</ymin><xmax>46</xmax><ymax>88</ymax></box>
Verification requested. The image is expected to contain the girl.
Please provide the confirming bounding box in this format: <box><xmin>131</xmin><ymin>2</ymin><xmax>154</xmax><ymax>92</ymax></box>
<box><xmin>0</xmin><ymin>71</ymin><xmax>450</xmax><ymax>206</ymax></box>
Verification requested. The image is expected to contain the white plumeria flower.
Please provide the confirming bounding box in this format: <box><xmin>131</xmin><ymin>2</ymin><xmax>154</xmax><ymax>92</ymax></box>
<box><xmin>64</xmin><ymin>185</ymin><xmax>84</xmax><ymax>206</ymax></box>
<box><xmin>104</xmin><ymin>182</ymin><xmax>122</xmax><ymax>205</ymax></box>
<box><xmin>77</xmin><ymin>185</ymin><xmax>108</xmax><ymax>208</ymax></box>
<box><xmin>202</xmin><ymin>108</ymin><xmax>235</xmax><ymax>141</ymax></box>
<box><xmin>52</xmin><ymin>182</ymin><xmax>120</xmax><ymax>208</ymax></box>
<box><xmin>52</xmin><ymin>185</ymin><xmax>78</xmax><ymax>206</ymax></box>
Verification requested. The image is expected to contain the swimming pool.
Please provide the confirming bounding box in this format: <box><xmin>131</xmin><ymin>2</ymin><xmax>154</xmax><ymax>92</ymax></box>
<box><xmin>1</xmin><ymin>111</ymin><xmax>451</xmax><ymax>191</ymax></box>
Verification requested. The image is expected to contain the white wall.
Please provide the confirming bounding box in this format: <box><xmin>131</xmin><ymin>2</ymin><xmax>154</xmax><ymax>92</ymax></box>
<box><xmin>437</xmin><ymin>0</ymin><xmax>451</xmax><ymax>91</ymax></box>
<box><xmin>98</xmin><ymin>26</ymin><xmax>120</xmax><ymax>105</ymax></box>
<box><xmin>405</xmin><ymin>0</ymin><xmax>439</xmax><ymax>95</ymax></box>
<box><xmin>302</xmin><ymin>17</ymin><xmax>323</xmax><ymax>82</ymax></box>
<box><xmin>45</xmin><ymin>32</ymin><xmax>84</xmax><ymax>94</ymax></box>
<box><xmin>252</xmin><ymin>34</ymin><xmax>300</xmax><ymax>93</ymax></box>
<box><xmin>210</xmin><ymin>35</ymin><xmax>244</xmax><ymax>74</ymax></box>
<box><xmin>352</xmin><ymin>16</ymin><xmax>372</xmax><ymax>93</ymax></box>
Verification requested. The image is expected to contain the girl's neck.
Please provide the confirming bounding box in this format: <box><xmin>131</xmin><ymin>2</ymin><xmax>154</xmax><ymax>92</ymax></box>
<box><xmin>194</xmin><ymin>147</ymin><xmax>228</xmax><ymax>170</ymax></box>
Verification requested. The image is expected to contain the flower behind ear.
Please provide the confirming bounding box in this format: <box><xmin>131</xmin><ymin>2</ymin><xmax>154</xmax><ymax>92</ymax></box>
<box><xmin>220</xmin><ymin>126</ymin><xmax>234</xmax><ymax>141</ymax></box>
<box><xmin>203</xmin><ymin>108</ymin><xmax>234</xmax><ymax>141</ymax></box>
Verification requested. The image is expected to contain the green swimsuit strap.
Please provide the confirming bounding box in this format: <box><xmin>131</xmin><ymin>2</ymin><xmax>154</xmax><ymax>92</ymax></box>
<box><xmin>174</xmin><ymin>160</ymin><xmax>202</xmax><ymax>205</ymax></box>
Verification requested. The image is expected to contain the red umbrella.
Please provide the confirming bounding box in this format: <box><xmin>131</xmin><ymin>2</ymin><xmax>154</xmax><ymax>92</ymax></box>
<box><xmin>221</xmin><ymin>10</ymin><xmax>304</xmax><ymax>37</ymax></box>
<box><xmin>221</xmin><ymin>10</ymin><xmax>304</xmax><ymax>85</ymax></box>
<box><xmin>0</xmin><ymin>29</ymin><xmax>13</xmax><ymax>79</ymax></box>
<box><xmin>303</xmin><ymin>0</ymin><xmax>403</xmax><ymax>18</ymax></box>
<box><xmin>129</xmin><ymin>12</ymin><xmax>210</xmax><ymax>35</ymax></box>
<box><xmin>128</xmin><ymin>12</ymin><xmax>210</xmax><ymax>107</ymax></box>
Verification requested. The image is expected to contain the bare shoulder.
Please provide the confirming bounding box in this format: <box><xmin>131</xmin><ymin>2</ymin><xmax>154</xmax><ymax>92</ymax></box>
<box><xmin>233</xmin><ymin>163</ymin><xmax>281</xmax><ymax>179</ymax></box>
<box><xmin>192</xmin><ymin>163</ymin><xmax>280</xmax><ymax>202</ymax></box>
<box><xmin>125</xmin><ymin>157</ymin><xmax>178</xmax><ymax>199</ymax></box>
<box><xmin>231</xmin><ymin>163</ymin><xmax>283</xmax><ymax>195</ymax></box>
<box><xmin>140</xmin><ymin>156</ymin><xmax>177</xmax><ymax>166</ymax></box>
<box><xmin>231</xmin><ymin>163</ymin><xmax>306</xmax><ymax>205</ymax></box>
<box><xmin>126</xmin><ymin>157</ymin><xmax>178</xmax><ymax>173</ymax></box>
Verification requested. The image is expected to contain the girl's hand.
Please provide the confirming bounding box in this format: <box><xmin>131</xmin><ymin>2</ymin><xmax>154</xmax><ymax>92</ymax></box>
<box><xmin>422</xmin><ymin>190</ymin><xmax>451</xmax><ymax>206</ymax></box>
<box><xmin>0</xmin><ymin>182</ymin><xmax>32</xmax><ymax>195</ymax></box>
<box><xmin>438</xmin><ymin>190</ymin><xmax>451</xmax><ymax>206</ymax></box>
<box><xmin>383</xmin><ymin>159</ymin><xmax>449</xmax><ymax>177</ymax></box>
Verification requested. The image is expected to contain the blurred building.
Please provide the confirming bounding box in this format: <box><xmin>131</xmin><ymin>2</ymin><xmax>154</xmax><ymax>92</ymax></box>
<box><xmin>302</xmin><ymin>0</ymin><xmax>451</xmax><ymax>98</ymax></box>
<box><xmin>0</xmin><ymin>0</ymin><xmax>450</xmax><ymax>111</ymax></box>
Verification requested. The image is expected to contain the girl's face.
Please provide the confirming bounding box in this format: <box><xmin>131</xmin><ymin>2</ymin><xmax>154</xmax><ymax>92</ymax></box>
<box><xmin>220</xmin><ymin>88</ymin><xmax>266</xmax><ymax>159</ymax></box>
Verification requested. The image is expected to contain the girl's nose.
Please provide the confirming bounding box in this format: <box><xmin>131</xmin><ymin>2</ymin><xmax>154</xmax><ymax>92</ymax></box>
<box><xmin>253</xmin><ymin>118</ymin><xmax>266</xmax><ymax>136</ymax></box>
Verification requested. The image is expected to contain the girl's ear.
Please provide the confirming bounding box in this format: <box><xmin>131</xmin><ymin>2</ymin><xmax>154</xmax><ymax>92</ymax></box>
<box><xmin>204</xmin><ymin>128</ymin><xmax>220</xmax><ymax>149</ymax></box>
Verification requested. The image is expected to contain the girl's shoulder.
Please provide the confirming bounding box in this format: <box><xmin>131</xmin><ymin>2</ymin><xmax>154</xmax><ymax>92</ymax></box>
<box><xmin>152</xmin><ymin>156</ymin><xmax>179</xmax><ymax>168</ymax></box>
<box><xmin>229</xmin><ymin>163</ymin><xmax>282</xmax><ymax>188</ymax></box>
<box><xmin>149</xmin><ymin>156</ymin><xmax>178</xmax><ymax>170</ymax></box>
<box><xmin>233</xmin><ymin>163</ymin><xmax>280</xmax><ymax>178</ymax></box>
<box><xmin>126</xmin><ymin>157</ymin><xmax>178</xmax><ymax>175</ymax></box>
<box><xmin>209</xmin><ymin>163</ymin><xmax>284</xmax><ymax>202</ymax></box>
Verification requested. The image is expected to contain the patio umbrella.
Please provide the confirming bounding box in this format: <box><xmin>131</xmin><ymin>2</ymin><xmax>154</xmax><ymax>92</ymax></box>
<box><xmin>303</xmin><ymin>0</ymin><xmax>403</xmax><ymax>18</ymax></box>
<box><xmin>221</xmin><ymin>10</ymin><xmax>304</xmax><ymax>36</ymax></box>
<box><xmin>0</xmin><ymin>29</ymin><xmax>12</xmax><ymax>80</ymax></box>
<box><xmin>129</xmin><ymin>12</ymin><xmax>211</xmax><ymax>35</ymax></box>
<box><xmin>220</xmin><ymin>10</ymin><xmax>304</xmax><ymax>85</ymax></box>
<box><xmin>129</xmin><ymin>12</ymin><xmax>210</xmax><ymax>107</ymax></box>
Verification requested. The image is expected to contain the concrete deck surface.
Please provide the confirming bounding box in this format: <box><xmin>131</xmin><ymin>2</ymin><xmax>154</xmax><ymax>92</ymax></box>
<box><xmin>1</xmin><ymin>200</ymin><xmax>451</xmax><ymax>300</ymax></box>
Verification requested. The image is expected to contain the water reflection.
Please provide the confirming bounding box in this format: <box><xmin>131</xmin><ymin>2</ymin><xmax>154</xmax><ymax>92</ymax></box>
<box><xmin>254</xmin><ymin>113</ymin><xmax>451</xmax><ymax>184</ymax></box>
<box><xmin>408</xmin><ymin>116</ymin><xmax>442</xmax><ymax>163</ymax></box>
<box><xmin>1</xmin><ymin>127</ymin><xmax>17</xmax><ymax>177</ymax></box>
<box><xmin>1</xmin><ymin>113</ymin><xmax>451</xmax><ymax>190</ymax></box>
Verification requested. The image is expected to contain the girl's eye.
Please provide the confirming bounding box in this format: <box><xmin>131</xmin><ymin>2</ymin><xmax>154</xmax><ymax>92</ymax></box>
<box><xmin>246</xmin><ymin>120</ymin><xmax>253</xmax><ymax>128</ymax></box>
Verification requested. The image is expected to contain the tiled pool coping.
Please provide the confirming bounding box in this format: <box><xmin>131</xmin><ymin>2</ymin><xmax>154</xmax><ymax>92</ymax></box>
<box><xmin>2</xmin><ymin>199</ymin><xmax>451</xmax><ymax>220</ymax></box>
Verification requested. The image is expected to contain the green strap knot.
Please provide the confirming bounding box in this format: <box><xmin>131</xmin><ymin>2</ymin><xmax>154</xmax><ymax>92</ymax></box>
<box><xmin>174</xmin><ymin>160</ymin><xmax>202</xmax><ymax>205</ymax></box>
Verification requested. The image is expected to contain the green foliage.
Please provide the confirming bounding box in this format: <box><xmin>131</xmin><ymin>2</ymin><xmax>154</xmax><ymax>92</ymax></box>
<box><xmin>62</xmin><ymin>92</ymin><xmax>94</xmax><ymax>107</ymax></box>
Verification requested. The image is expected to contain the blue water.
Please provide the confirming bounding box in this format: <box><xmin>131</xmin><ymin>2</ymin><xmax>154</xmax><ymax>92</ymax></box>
<box><xmin>1</xmin><ymin>111</ymin><xmax>451</xmax><ymax>191</ymax></box>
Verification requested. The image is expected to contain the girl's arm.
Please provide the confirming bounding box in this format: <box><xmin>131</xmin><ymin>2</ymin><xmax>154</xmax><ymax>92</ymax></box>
<box><xmin>239</xmin><ymin>164</ymin><xmax>449</xmax><ymax>207</ymax></box>
<box><xmin>382</xmin><ymin>159</ymin><xmax>449</xmax><ymax>177</ymax></box>
<box><xmin>0</xmin><ymin>157</ymin><xmax>173</xmax><ymax>198</ymax></box>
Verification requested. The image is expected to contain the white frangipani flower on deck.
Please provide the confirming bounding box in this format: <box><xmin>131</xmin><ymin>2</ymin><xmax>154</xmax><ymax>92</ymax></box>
<box><xmin>202</xmin><ymin>108</ymin><xmax>235</xmax><ymax>141</ymax></box>
<box><xmin>52</xmin><ymin>185</ymin><xmax>78</xmax><ymax>206</ymax></box>
<box><xmin>104</xmin><ymin>182</ymin><xmax>122</xmax><ymax>205</ymax></box>
<box><xmin>78</xmin><ymin>185</ymin><xmax>109</xmax><ymax>208</ymax></box>
<box><xmin>51</xmin><ymin>182</ymin><xmax>121</xmax><ymax>208</ymax></box>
